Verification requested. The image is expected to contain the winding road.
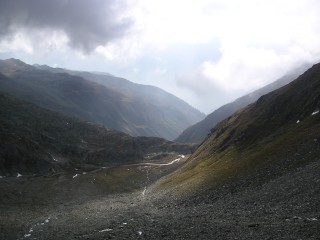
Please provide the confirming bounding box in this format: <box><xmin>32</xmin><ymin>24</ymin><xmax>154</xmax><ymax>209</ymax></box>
<box><xmin>138</xmin><ymin>155</ymin><xmax>186</xmax><ymax>196</ymax></box>
<box><xmin>127</xmin><ymin>155</ymin><xmax>186</xmax><ymax>167</ymax></box>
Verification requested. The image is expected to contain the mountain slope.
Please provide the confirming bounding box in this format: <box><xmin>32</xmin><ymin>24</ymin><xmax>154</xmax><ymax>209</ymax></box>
<box><xmin>1</xmin><ymin>63</ymin><xmax>319</xmax><ymax>240</ymax></box>
<box><xmin>0</xmin><ymin>59</ymin><xmax>204</xmax><ymax>140</ymax></box>
<box><xmin>51</xmin><ymin>66</ymin><xmax>206</xmax><ymax>138</ymax></box>
<box><xmin>0</xmin><ymin>91</ymin><xmax>194</xmax><ymax>176</ymax></box>
<box><xmin>155</xmin><ymin>63</ymin><xmax>320</xmax><ymax>195</ymax></box>
<box><xmin>176</xmin><ymin>64</ymin><xmax>310</xmax><ymax>144</ymax></box>
<box><xmin>34</xmin><ymin>61</ymin><xmax>205</xmax><ymax>138</ymax></box>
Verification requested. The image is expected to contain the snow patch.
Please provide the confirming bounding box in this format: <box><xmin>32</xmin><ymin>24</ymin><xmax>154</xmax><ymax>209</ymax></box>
<box><xmin>17</xmin><ymin>173</ymin><xmax>22</xmax><ymax>178</ymax></box>
<box><xmin>178</xmin><ymin>154</ymin><xmax>185</xmax><ymax>159</ymax></box>
<box><xmin>99</xmin><ymin>228</ymin><xmax>112</xmax><ymax>232</ymax></box>
<box><xmin>23</xmin><ymin>217</ymin><xmax>51</xmax><ymax>238</ymax></box>
<box><xmin>38</xmin><ymin>217</ymin><xmax>50</xmax><ymax>225</ymax></box>
<box><xmin>73</xmin><ymin>174</ymin><xmax>79</xmax><ymax>179</ymax></box>
<box><xmin>296</xmin><ymin>120</ymin><xmax>300</xmax><ymax>124</ymax></box>
<box><xmin>138</xmin><ymin>231</ymin><xmax>143</xmax><ymax>235</ymax></box>
<box><xmin>123</xmin><ymin>222</ymin><xmax>127</xmax><ymax>225</ymax></box>
<box><xmin>82</xmin><ymin>172</ymin><xmax>87</xmax><ymax>175</ymax></box>
<box><xmin>312</xmin><ymin>110</ymin><xmax>319</xmax><ymax>116</ymax></box>
<box><xmin>142</xmin><ymin>186</ymin><xmax>147</xmax><ymax>196</ymax></box>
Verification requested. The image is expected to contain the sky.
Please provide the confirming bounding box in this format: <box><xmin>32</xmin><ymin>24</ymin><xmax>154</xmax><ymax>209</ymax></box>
<box><xmin>1</xmin><ymin>0</ymin><xmax>320</xmax><ymax>114</ymax></box>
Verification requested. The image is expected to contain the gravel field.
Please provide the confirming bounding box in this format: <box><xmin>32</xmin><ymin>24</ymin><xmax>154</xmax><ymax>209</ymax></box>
<box><xmin>1</xmin><ymin>153</ymin><xmax>319</xmax><ymax>240</ymax></box>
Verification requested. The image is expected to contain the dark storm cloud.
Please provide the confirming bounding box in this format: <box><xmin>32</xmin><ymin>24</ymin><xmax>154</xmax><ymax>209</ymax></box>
<box><xmin>0</xmin><ymin>0</ymin><xmax>134</xmax><ymax>52</ymax></box>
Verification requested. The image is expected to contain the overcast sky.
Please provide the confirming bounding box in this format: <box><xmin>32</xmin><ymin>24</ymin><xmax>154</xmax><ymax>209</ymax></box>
<box><xmin>1</xmin><ymin>0</ymin><xmax>320</xmax><ymax>113</ymax></box>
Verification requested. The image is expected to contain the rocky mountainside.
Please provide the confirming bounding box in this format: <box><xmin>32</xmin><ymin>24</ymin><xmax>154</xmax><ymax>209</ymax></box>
<box><xmin>156</xmin><ymin>63</ymin><xmax>320</xmax><ymax>195</ymax></box>
<box><xmin>0</xmin><ymin>64</ymin><xmax>319</xmax><ymax>240</ymax></box>
<box><xmin>176</xmin><ymin>64</ymin><xmax>310</xmax><ymax>144</ymax></box>
<box><xmin>0</xmin><ymin>91</ymin><xmax>195</xmax><ymax>176</ymax></box>
<box><xmin>0</xmin><ymin>59</ymin><xmax>204</xmax><ymax>140</ymax></box>
<box><xmin>137</xmin><ymin>63</ymin><xmax>319</xmax><ymax>239</ymax></box>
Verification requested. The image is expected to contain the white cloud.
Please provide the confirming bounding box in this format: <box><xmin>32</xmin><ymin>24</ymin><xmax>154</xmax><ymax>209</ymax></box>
<box><xmin>0</xmin><ymin>29</ymin><xmax>70</xmax><ymax>59</ymax></box>
<box><xmin>0</xmin><ymin>0</ymin><xmax>134</xmax><ymax>53</ymax></box>
<box><xmin>94</xmin><ymin>35</ymin><xmax>147</xmax><ymax>63</ymax></box>
<box><xmin>0</xmin><ymin>32</ymin><xmax>34</xmax><ymax>54</ymax></box>
<box><xmin>133</xmin><ymin>0</ymin><xmax>218</xmax><ymax>45</ymax></box>
<box><xmin>173</xmin><ymin>0</ymin><xmax>320</xmax><ymax>104</ymax></box>
<box><xmin>1</xmin><ymin>0</ymin><xmax>320</xmax><ymax>113</ymax></box>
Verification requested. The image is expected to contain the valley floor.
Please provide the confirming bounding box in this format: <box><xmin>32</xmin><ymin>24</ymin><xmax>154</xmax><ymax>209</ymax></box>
<box><xmin>1</xmin><ymin>156</ymin><xmax>320</xmax><ymax>240</ymax></box>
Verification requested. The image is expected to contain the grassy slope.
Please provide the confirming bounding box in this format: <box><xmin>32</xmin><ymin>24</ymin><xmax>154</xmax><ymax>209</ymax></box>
<box><xmin>153</xmin><ymin>63</ymin><xmax>320</xmax><ymax>195</ymax></box>
<box><xmin>176</xmin><ymin>64</ymin><xmax>310</xmax><ymax>144</ymax></box>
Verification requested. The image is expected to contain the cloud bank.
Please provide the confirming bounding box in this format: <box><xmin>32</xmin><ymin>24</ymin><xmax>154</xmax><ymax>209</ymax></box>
<box><xmin>1</xmin><ymin>0</ymin><xmax>320</xmax><ymax>113</ymax></box>
<box><xmin>0</xmin><ymin>0</ymin><xmax>134</xmax><ymax>53</ymax></box>
<box><xmin>172</xmin><ymin>0</ymin><xmax>320</xmax><ymax>112</ymax></box>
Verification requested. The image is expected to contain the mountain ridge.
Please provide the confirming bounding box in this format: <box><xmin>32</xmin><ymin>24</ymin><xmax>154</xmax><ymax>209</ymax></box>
<box><xmin>154</xmin><ymin>62</ymin><xmax>320</xmax><ymax>195</ymax></box>
<box><xmin>0</xmin><ymin>59</ymin><xmax>204</xmax><ymax>140</ymax></box>
<box><xmin>176</xmin><ymin>63</ymin><xmax>311</xmax><ymax>144</ymax></box>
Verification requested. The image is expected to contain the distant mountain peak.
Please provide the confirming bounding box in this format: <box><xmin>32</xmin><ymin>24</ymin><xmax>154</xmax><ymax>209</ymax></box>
<box><xmin>0</xmin><ymin>58</ymin><xmax>34</xmax><ymax>73</ymax></box>
<box><xmin>6</xmin><ymin>58</ymin><xmax>26</xmax><ymax>65</ymax></box>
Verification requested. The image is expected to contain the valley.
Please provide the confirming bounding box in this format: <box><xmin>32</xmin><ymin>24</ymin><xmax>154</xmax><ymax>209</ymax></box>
<box><xmin>1</xmin><ymin>148</ymin><xmax>319</xmax><ymax>239</ymax></box>
<box><xmin>0</xmin><ymin>60</ymin><xmax>319</xmax><ymax>239</ymax></box>
<box><xmin>0</xmin><ymin>155</ymin><xmax>189</xmax><ymax>239</ymax></box>
<box><xmin>1</xmin><ymin>1</ymin><xmax>320</xmax><ymax>239</ymax></box>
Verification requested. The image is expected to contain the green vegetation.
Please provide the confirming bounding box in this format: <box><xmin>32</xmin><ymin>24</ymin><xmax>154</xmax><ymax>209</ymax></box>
<box><xmin>154</xmin><ymin>63</ymin><xmax>320</xmax><ymax>195</ymax></box>
<box><xmin>176</xmin><ymin>64</ymin><xmax>310</xmax><ymax>144</ymax></box>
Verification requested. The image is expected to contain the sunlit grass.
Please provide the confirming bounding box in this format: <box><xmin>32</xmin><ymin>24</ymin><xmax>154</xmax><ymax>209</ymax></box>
<box><xmin>153</xmin><ymin>115</ymin><xmax>320</xmax><ymax>196</ymax></box>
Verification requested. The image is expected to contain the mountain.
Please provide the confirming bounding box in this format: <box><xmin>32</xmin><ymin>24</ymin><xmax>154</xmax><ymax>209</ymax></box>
<box><xmin>176</xmin><ymin>64</ymin><xmax>311</xmax><ymax>144</ymax></box>
<box><xmin>34</xmin><ymin>64</ymin><xmax>197</xmax><ymax>117</ymax></box>
<box><xmin>0</xmin><ymin>59</ymin><xmax>204</xmax><ymax>140</ymax></box>
<box><xmin>146</xmin><ymin>64</ymin><xmax>320</xmax><ymax>239</ymax></box>
<box><xmin>155</xmin><ymin>63</ymin><xmax>320</xmax><ymax>195</ymax></box>
<box><xmin>1</xmin><ymin>63</ymin><xmax>319</xmax><ymax>240</ymax></box>
<box><xmin>0</xmin><ymin>91</ymin><xmax>195</xmax><ymax>176</ymax></box>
